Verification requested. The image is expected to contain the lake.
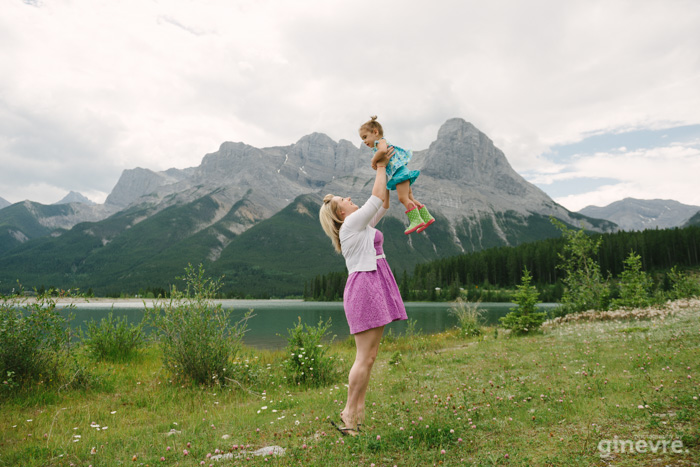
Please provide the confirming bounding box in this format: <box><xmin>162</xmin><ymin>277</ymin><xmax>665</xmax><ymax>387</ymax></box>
<box><xmin>60</xmin><ymin>300</ymin><xmax>557</xmax><ymax>350</ymax></box>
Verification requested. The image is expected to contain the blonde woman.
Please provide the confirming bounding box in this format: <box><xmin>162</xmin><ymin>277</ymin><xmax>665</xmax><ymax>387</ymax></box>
<box><xmin>319</xmin><ymin>148</ymin><xmax>407</xmax><ymax>436</ymax></box>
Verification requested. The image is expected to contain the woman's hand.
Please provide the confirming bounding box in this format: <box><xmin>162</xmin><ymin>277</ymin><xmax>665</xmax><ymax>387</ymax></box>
<box><xmin>372</xmin><ymin>146</ymin><xmax>394</xmax><ymax>170</ymax></box>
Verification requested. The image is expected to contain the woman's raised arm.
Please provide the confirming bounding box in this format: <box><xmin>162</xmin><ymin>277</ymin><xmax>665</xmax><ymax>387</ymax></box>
<box><xmin>371</xmin><ymin>147</ymin><xmax>393</xmax><ymax>200</ymax></box>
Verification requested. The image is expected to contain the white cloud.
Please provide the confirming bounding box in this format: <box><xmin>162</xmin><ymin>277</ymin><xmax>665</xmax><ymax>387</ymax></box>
<box><xmin>0</xmin><ymin>0</ymin><xmax>699</xmax><ymax>205</ymax></box>
<box><xmin>552</xmin><ymin>143</ymin><xmax>700</xmax><ymax>211</ymax></box>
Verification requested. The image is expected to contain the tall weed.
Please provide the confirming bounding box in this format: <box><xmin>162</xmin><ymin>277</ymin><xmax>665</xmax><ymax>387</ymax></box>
<box><xmin>449</xmin><ymin>297</ymin><xmax>483</xmax><ymax>337</ymax></box>
<box><xmin>146</xmin><ymin>264</ymin><xmax>251</xmax><ymax>386</ymax></box>
<box><xmin>404</xmin><ymin>318</ymin><xmax>421</xmax><ymax>337</ymax></box>
<box><xmin>81</xmin><ymin>310</ymin><xmax>145</xmax><ymax>362</ymax></box>
<box><xmin>283</xmin><ymin>317</ymin><xmax>339</xmax><ymax>387</ymax></box>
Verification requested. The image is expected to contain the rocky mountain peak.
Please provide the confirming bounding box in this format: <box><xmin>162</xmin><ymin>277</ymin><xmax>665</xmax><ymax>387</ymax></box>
<box><xmin>54</xmin><ymin>191</ymin><xmax>95</xmax><ymax>205</ymax></box>
<box><xmin>105</xmin><ymin>167</ymin><xmax>182</xmax><ymax>207</ymax></box>
<box><xmin>421</xmin><ymin>118</ymin><xmax>516</xmax><ymax>185</ymax></box>
<box><xmin>198</xmin><ymin>142</ymin><xmax>265</xmax><ymax>178</ymax></box>
<box><xmin>436</xmin><ymin>118</ymin><xmax>481</xmax><ymax>142</ymax></box>
<box><xmin>294</xmin><ymin>132</ymin><xmax>337</xmax><ymax>147</ymax></box>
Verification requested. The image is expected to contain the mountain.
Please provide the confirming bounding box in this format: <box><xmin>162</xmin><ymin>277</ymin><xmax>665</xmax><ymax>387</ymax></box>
<box><xmin>0</xmin><ymin>118</ymin><xmax>615</xmax><ymax>296</ymax></box>
<box><xmin>0</xmin><ymin>201</ymin><xmax>119</xmax><ymax>256</ymax></box>
<box><xmin>54</xmin><ymin>191</ymin><xmax>95</xmax><ymax>205</ymax></box>
<box><xmin>578</xmin><ymin>198</ymin><xmax>700</xmax><ymax>231</ymax></box>
<box><xmin>105</xmin><ymin>167</ymin><xmax>197</xmax><ymax>208</ymax></box>
<box><xmin>0</xmin><ymin>196</ymin><xmax>9</xmax><ymax>210</ymax></box>
<box><xmin>683</xmin><ymin>211</ymin><xmax>700</xmax><ymax>227</ymax></box>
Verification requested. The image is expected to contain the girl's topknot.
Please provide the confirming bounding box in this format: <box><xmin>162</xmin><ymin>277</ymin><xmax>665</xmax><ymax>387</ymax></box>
<box><xmin>360</xmin><ymin>115</ymin><xmax>383</xmax><ymax>137</ymax></box>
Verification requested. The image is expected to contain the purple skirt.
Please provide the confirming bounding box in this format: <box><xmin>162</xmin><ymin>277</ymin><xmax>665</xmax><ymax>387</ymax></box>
<box><xmin>343</xmin><ymin>230</ymin><xmax>407</xmax><ymax>334</ymax></box>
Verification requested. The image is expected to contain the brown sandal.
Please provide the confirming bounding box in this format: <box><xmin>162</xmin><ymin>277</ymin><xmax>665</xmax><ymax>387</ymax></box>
<box><xmin>330</xmin><ymin>420</ymin><xmax>359</xmax><ymax>437</ymax></box>
<box><xmin>340</xmin><ymin>412</ymin><xmax>362</xmax><ymax>432</ymax></box>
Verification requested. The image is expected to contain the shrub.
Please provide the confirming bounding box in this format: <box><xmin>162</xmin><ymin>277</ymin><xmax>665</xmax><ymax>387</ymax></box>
<box><xmin>500</xmin><ymin>267</ymin><xmax>547</xmax><ymax>335</ymax></box>
<box><xmin>667</xmin><ymin>266</ymin><xmax>700</xmax><ymax>300</ymax></box>
<box><xmin>449</xmin><ymin>297</ymin><xmax>483</xmax><ymax>337</ymax></box>
<box><xmin>0</xmin><ymin>287</ymin><xmax>74</xmax><ymax>391</ymax></box>
<box><xmin>612</xmin><ymin>251</ymin><xmax>653</xmax><ymax>309</ymax></box>
<box><xmin>81</xmin><ymin>311</ymin><xmax>145</xmax><ymax>362</ymax></box>
<box><xmin>146</xmin><ymin>264</ymin><xmax>251</xmax><ymax>386</ymax></box>
<box><xmin>283</xmin><ymin>317</ymin><xmax>339</xmax><ymax>387</ymax></box>
<box><xmin>552</xmin><ymin>219</ymin><xmax>610</xmax><ymax>315</ymax></box>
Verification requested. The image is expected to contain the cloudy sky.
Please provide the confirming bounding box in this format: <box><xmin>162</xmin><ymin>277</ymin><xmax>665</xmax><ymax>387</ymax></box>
<box><xmin>1</xmin><ymin>0</ymin><xmax>699</xmax><ymax>211</ymax></box>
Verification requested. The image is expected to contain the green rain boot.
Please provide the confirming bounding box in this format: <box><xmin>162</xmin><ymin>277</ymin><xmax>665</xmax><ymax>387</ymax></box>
<box><xmin>416</xmin><ymin>205</ymin><xmax>435</xmax><ymax>233</ymax></box>
<box><xmin>404</xmin><ymin>205</ymin><xmax>425</xmax><ymax>234</ymax></box>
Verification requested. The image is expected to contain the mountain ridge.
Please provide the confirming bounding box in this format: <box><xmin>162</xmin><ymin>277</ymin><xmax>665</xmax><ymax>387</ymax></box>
<box><xmin>0</xmin><ymin>118</ymin><xmax>618</xmax><ymax>295</ymax></box>
<box><xmin>578</xmin><ymin>198</ymin><xmax>700</xmax><ymax>231</ymax></box>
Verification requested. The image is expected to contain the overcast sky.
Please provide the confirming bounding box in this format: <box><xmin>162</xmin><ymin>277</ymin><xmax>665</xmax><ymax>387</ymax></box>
<box><xmin>1</xmin><ymin>0</ymin><xmax>699</xmax><ymax>212</ymax></box>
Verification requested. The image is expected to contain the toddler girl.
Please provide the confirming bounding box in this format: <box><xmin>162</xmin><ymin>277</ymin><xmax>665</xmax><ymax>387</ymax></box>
<box><xmin>359</xmin><ymin>116</ymin><xmax>435</xmax><ymax>234</ymax></box>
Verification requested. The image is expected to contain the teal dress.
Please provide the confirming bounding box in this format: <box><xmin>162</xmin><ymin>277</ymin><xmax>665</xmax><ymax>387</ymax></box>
<box><xmin>373</xmin><ymin>138</ymin><xmax>420</xmax><ymax>190</ymax></box>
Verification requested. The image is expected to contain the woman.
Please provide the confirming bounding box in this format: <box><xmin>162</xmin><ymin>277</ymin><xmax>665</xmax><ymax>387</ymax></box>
<box><xmin>319</xmin><ymin>149</ymin><xmax>408</xmax><ymax>436</ymax></box>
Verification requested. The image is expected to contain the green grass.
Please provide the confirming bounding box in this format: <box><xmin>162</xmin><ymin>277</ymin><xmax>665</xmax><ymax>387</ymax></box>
<box><xmin>1</xmin><ymin>302</ymin><xmax>699</xmax><ymax>466</ymax></box>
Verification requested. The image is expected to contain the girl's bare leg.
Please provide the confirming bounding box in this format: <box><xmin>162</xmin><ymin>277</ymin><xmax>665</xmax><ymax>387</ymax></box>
<box><xmin>408</xmin><ymin>186</ymin><xmax>422</xmax><ymax>207</ymax></box>
<box><xmin>341</xmin><ymin>326</ymin><xmax>385</xmax><ymax>429</ymax></box>
<box><xmin>396</xmin><ymin>181</ymin><xmax>416</xmax><ymax>211</ymax></box>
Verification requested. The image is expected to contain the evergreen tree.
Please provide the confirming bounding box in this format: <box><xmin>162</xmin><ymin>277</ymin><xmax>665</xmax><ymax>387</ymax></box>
<box><xmin>499</xmin><ymin>267</ymin><xmax>547</xmax><ymax>334</ymax></box>
<box><xmin>612</xmin><ymin>251</ymin><xmax>653</xmax><ymax>308</ymax></box>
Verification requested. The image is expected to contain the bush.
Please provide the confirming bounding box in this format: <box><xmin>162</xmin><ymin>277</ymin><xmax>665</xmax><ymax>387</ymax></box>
<box><xmin>283</xmin><ymin>317</ymin><xmax>339</xmax><ymax>387</ymax></box>
<box><xmin>81</xmin><ymin>311</ymin><xmax>145</xmax><ymax>362</ymax></box>
<box><xmin>449</xmin><ymin>297</ymin><xmax>483</xmax><ymax>337</ymax></box>
<box><xmin>0</xmin><ymin>287</ymin><xmax>74</xmax><ymax>391</ymax></box>
<box><xmin>146</xmin><ymin>264</ymin><xmax>251</xmax><ymax>386</ymax></box>
<box><xmin>500</xmin><ymin>267</ymin><xmax>547</xmax><ymax>335</ymax></box>
<box><xmin>667</xmin><ymin>266</ymin><xmax>700</xmax><ymax>300</ymax></box>
<box><xmin>552</xmin><ymin>219</ymin><xmax>610</xmax><ymax>314</ymax></box>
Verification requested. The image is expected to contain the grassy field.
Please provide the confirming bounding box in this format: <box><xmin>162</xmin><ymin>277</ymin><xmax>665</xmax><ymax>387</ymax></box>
<box><xmin>1</xmin><ymin>300</ymin><xmax>699</xmax><ymax>466</ymax></box>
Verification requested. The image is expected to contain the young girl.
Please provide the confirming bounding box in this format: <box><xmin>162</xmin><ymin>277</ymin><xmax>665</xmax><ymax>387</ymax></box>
<box><xmin>359</xmin><ymin>116</ymin><xmax>435</xmax><ymax>234</ymax></box>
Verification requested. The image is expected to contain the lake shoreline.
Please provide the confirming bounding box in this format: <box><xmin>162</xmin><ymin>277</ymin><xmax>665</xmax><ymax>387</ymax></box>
<box><xmin>23</xmin><ymin>297</ymin><xmax>307</xmax><ymax>308</ymax></box>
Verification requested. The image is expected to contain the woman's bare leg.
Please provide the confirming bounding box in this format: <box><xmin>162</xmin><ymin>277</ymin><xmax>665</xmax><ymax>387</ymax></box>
<box><xmin>341</xmin><ymin>326</ymin><xmax>385</xmax><ymax>429</ymax></box>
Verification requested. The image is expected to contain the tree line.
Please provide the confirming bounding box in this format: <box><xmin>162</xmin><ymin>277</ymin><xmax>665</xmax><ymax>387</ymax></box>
<box><xmin>304</xmin><ymin>224</ymin><xmax>700</xmax><ymax>302</ymax></box>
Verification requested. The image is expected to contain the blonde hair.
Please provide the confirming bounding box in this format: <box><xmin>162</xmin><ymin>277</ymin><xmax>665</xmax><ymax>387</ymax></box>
<box><xmin>319</xmin><ymin>194</ymin><xmax>344</xmax><ymax>253</ymax></box>
<box><xmin>359</xmin><ymin>115</ymin><xmax>383</xmax><ymax>137</ymax></box>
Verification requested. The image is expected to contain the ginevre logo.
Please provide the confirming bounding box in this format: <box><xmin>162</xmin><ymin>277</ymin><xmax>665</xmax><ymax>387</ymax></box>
<box><xmin>598</xmin><ymin>436</ymin><xmax>689</xmax><ymax>454</ymax></box>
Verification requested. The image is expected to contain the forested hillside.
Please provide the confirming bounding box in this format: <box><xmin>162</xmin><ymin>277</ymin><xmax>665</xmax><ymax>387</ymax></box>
<box><xmin>306</xmin><ymin>225</ymin><xmax>700</xmax><ymax>301</ymax></box>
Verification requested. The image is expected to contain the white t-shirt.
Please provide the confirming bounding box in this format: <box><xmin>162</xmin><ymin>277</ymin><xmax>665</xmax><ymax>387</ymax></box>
<box><xmin>339</xmin><ymin>195</ymin><xmax>388</xmax><ymax>274</ymax></box>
